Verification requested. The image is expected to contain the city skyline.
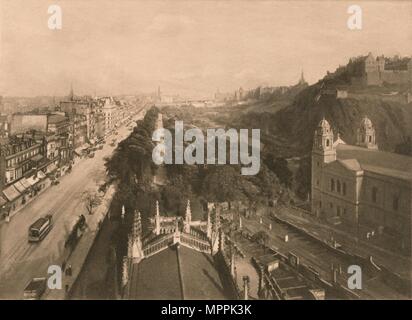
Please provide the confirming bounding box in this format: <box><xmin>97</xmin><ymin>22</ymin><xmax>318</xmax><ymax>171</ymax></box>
<box><xmin>0</xmin><ymin>0</ymin><xmax>412</xmax><ymax>98</ymax></box>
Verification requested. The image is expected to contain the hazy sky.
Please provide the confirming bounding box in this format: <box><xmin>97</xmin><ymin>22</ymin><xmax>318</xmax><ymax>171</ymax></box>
<box><xmin>0</xmin><ymin>0</ymin><xmax>412</xmax><ymax>98</ymax></box>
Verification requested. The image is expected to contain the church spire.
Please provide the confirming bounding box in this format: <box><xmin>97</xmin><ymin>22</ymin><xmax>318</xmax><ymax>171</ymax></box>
<box><xmin>132</xmin><ymin>210</ymin><xmax>142</xmax><ymax>242</ymax></box>
<box><xmin>68</xmin><ymin>83</ymin><xmax>74</xmax><ymax>101</ymax></box>
<box><xmin>299</xmin><ymin>69</ymin><xmax>306</xmax><ymax>85</ymax></box>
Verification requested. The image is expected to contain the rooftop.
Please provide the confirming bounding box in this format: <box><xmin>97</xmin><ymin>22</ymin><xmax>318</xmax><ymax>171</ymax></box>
<box><xmin>128</xmin><ymin>245</ymin><xmax>230</xmax><ymax>300</ymax></box>
<box><xmin>336</xmin><ymin>144</ymin><xmax>412</xmax><ymax>181</ymax></box>
<box><xmin>48</xmin><ymin>114</ymin><xmax>67</xmax><ymax>124</ymax></box>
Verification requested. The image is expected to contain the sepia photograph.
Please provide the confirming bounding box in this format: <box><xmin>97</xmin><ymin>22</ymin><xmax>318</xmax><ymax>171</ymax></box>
<box><xmin>0</xmin><ymin>0</ymin><xmax>411</xmax><ymax>306</ymax></box>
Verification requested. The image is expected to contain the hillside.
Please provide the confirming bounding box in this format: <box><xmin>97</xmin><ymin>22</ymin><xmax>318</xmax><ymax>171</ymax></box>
<box><xmin>273</xmin><ymin>83</ymin><xmax>412</xmax><ymax>156</ymax></box>
<box><xmin>231</xmin><ymin>81</ymin><xmax>412</xmax><ymax>157</ymax></box>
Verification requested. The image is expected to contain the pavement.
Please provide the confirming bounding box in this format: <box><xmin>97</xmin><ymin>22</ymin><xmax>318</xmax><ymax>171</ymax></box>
<box><xmin>43</xmin><ymin>184</ymin><xmax>116</xmax><ymax>299</ymax></box>
<box><xmin>0</xmin><ymin>106</ymin><xmax>145</xmax><ymax>300</ymax></box>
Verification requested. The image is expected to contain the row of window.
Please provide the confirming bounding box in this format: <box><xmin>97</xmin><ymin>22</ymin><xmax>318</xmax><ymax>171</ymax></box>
<box><xmin>6</xmin><ymin>148</ymin><xmax>40</xmax><ymax>168</ymax></box>
<box><xmin>318</xmin><ymin>201</ymin><xmax>347</xmax><ymax>217</ymax></box>
<box><xmin>3</xmin><ymin>142</ymin><xmax>35</xmax><ymax>156</ymax></box>
<box><xmin>5</xmin><ymin>163</ymin><xmax>29</xmax><ymax>183</ymax></box>
<box><xmin>372</xmin><ymin>187</ymin><xmax>399</xmax><ymax>211</ymax></box>
<box><xmin>330</xmin><ymin>178</ymin><xmax>347</xmax><ymax>196</ymax></box>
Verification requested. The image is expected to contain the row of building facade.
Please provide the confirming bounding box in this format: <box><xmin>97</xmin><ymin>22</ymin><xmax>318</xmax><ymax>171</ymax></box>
<box><xmin>0</xmin><ymin>92</ymin><xmax>134</xmax><ymax>218</ymax></box>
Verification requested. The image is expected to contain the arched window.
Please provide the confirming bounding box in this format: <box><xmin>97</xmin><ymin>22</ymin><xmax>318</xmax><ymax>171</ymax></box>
<box><xmin>372</xmin><ymin>187</ymin><xmax>378</xmax><ymax>203</ymax></box>
<box><xmin>326</xmin><ymin>139</ymin><xmax>330</xmax><ymax>147</ymax></box>
<box><xmin>337</xmin><ymin>180</ymin><xmax>341</xmax><ymax>193</ymax></box>
<box><xmin>331</xmin><ymin>179</ymin><xmax>335</xmax><ymax>191</ymax></box>
<box><xmin>369</xmin><ymin>136</ymin><xmax>372</xmax><ymax>143</ymax></box>
<box><xmin>342</xmin><ymin>183</ymin><xmax>346</xmax><ymax>196</ymax></box>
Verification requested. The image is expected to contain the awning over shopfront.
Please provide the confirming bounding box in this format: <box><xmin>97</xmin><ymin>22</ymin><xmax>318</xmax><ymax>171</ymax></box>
<box><xmin>37</xmin><ymin>171</ymin><xmax>47</xmax><ymax>179</ymax></box>
<box><xmin>20</xmin><ymin>178</ymin><xmax>31</xmax><ymax>189</ymax></box>
<box><xmin>26</xmin><ymin>176</ymin><xmax>40</xmax><ymax>186</ymax></box>
<box><xmin>31</xmin><ymin>154</ymin><xmax>44</xmax><ymax>162</ymax></box>
<box><xmin>13</xmin><ymin>180</ymin><xmax>28</xmax><ymax>193</ymax></box>
<box><xmin>47</xmin><ymin>163</ymin><xmax>57</xmax><ymax>173</ymax></box>
<box><xmin>74</xmin><ymin>147</ymin><xmax>83</xmax><ymax>156</ymax></box>
<box><xmin>2</xmin><ymin>185</ymin><xmax>21</xmax><ymax>202</ymax></box>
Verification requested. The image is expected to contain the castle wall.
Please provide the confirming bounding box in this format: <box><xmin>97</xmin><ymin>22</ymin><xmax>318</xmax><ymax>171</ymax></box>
<box><xmin>381</xmin><ymin>70</ymin><xmax>410</xmax><ymax>85</ymax></box>
<box><xmin>351</xmin><ymin>76</ymin><xmax>367</xmax><ymax>87</ymax></box>
<box><xmin>366</xmin><ymin>71</ymin><xmax>382</xmax><ymax>86</ymax></box>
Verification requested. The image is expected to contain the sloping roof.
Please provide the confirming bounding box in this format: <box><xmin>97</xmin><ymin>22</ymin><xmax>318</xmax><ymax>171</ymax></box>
<box><xmin>337</xmin><ymin>159</ymin><xmax>362</xmax><ymax>172</ymax></box>
<box><xmin>129</xmin><ymin>246</ymin><xmax>182</xmax><ymax>300</ymax></box>
<box><xmin>74</xmin><ymin>147</ymin><xmax>83</xmax><ymax>156</ymax></box>
<box><xmin>129</xmin><ymin>245</ymin><xmax>229</xmax><ymax>300</ymax></box>
<box><xmin>19</xmin><ymin>177</ymin><xmax>31</xmax><ymax>189</ymax></box>
<box><xmin>48</xmin><ymin>114</ymin><xmax>67</xmax><ymax>124</ymax></box>
<box><xmin>37</xmin><ymin>171</ymin><xmax>46</xmax><ymax>179</ymax></box>
<box><xmin>2</xmin><ymin>185</ymin><xmax>21</xmax><ymax>201</ymax></box>
<box><xmin>47</xmin><ymin>163</ymin><xmax>57</xmax><ymax>173</ymax></box>
<box><xmin>336</xmin><ymin>144</ymin><xmax>412</xmax><ymax>181</ymax></box>
<box><xmin>178</xmin><ymin>246</ymin><xmax>228</xmax><ymax>299</ymax></box>
<box><xmin>26</xmin><ymin>176</ymin><xmax>39</xmax><ymax>186</ymax></box>
<box><xmin>13</xmin><ymin>180</ymin><xmax>27</xmax><ymax>193</ymax></box>
<box><xmin>31</xmin><ymin>154</ymin><xmax>43</xmax><ymax>162</ymax></box>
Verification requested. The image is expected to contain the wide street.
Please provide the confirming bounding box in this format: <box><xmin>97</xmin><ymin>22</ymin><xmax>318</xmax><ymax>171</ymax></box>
<box><xmin>0</xmin><ymin>105</ymin><xmax>146</xmax><ymax>299</ymax></box>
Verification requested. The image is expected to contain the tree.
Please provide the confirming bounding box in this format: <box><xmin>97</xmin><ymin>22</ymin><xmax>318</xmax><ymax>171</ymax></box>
<box><xmin>395</xmin><ymin>136</ymin><xmax>412</xmax><ymax>156</ymax></box>
<box><xmin>265</xmin><ymin>155</ymin><xmax>293</xmax><ymax>188</ymax></box>
<box><xmin>105</xmin><ymin>106</ymin><xmax>159</xmax><ymax>182</ymax></box>
<box><xmin>201</xmin><ymin>166</ymin><xmax>248</xmax><ymax>202</ymax></box>
<box><xmin>81</xmin><ymin>190</ymin><xmax>102</xmax><ymax>215</ymax></box>
<box><xmin>294</xmin><ymin>156</ymin><xmax>311</xmax><ymax>200</ymax></box>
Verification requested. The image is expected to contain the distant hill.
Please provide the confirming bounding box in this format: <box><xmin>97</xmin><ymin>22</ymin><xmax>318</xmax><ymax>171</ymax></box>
<box><xmin>274</xmin><ymin>84</ymin><xmax>412</xmax><ymax>155</ymax></box>
<box><xmin>230</xmin><ymin>75</ymin><xmax>412</xmax><ymax>158</ymax></box>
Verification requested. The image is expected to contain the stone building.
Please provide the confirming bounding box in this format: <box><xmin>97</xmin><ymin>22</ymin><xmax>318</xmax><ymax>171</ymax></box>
<box><xmin>0</xmin><ymin>136</ymin><xmax>43</xmax><ymax>187</ymax></box>
<box><xmin>311</xmin><ymin>116</ymin><xmax>412</xmax><ymax>253</ymax></box>
<box><xmin>351</xmin><ymin>52</ymin><xmax>412</xmax><ymax>87</ymax></box>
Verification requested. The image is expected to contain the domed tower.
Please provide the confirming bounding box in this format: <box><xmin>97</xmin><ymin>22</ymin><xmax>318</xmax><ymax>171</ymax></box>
<box><xmin>312</xmin><ymin>117</ymin><xmax>336</xmax><ymax>163</ymax></box>
<box><xmin>357</xmin><ymin>116</ymin><xmax>378</xmax><ymax>149</ymax></box>
<box><xmin>311</xmin><ymin>118</ymin><xmax>336</xmax><ymax>217</ymax></box>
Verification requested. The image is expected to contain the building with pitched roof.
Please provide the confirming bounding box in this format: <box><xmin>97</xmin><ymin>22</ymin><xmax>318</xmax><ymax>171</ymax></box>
<box><xmin>311</xmin><ymin>116</ymin><xmax>412</xmax><ymax>253</ymax></box>
<box><xmin>121</xmin><ymin>201</ymin><xmax>238</xmax><ymax>300</ymax></box>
